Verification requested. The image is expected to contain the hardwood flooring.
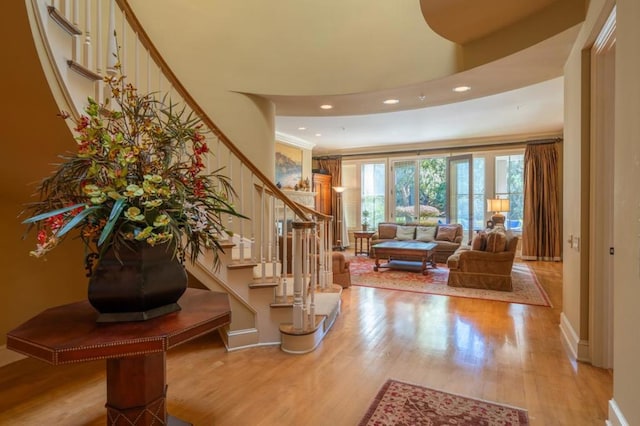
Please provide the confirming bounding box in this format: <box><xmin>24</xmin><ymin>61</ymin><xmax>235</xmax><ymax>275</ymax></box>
<box><xmin>0</xmin><ymin>259</ymin><xmax>612</xmax><ymax>425</ymax></box>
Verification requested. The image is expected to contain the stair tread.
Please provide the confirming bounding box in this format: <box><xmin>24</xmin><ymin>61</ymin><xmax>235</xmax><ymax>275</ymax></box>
<box><xmin>249</xmin><ymin>282</ymin><xmax>278</xmax><ymax>289</ymax></box>
<box><xmin>228</xmin><ymin>262</ymin><xmax>258</xmax><ymax>270</ymax></box>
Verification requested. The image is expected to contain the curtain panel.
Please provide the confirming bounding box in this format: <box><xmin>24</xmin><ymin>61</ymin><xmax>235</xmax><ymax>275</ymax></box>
<box><xmin>316</xmin><ymin>158</ymin><xmax>345</xmax><ymax>247</ymax></box>
<box><xmin>522</xmin><ymin>142</ymin><xmax>562</xmax><ymax>261</ymax></box>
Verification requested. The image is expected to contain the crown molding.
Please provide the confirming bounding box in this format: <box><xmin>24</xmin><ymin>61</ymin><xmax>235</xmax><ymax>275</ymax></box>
<box><xmin>276</xmin><ymin>132</ymin><xmax>316</xmax><ymax>150</ymax></box>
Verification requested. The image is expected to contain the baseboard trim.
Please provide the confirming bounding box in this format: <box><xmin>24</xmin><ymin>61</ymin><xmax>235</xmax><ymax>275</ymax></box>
<box><xmin>608</xmin><ymin>399</ymin><xmax>629</xmax><ymax>426</ymax></box>
<box><xmin>0</xmin><ymin>345</ymin><xmax>27</xmax><ymax>367</ymax></box>
<box><xmin>225</xmin><ymin>327</ymin><xmax>261</xmax><ymax>350</ymax></box>
<box><xmin>559</xmin><ymin>312</ymin><xmax>590</xmax><ymax>362</ymax></box>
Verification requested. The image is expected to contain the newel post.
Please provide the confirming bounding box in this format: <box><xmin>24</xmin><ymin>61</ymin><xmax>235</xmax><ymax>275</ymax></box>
<box><xmin>291</xmin><ymin>221</ymin><xmax>314</xmax><ymax>331</ymax></box>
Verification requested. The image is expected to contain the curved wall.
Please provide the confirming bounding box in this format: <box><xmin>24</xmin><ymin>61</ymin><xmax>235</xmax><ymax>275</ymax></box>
<box><xmin>0</xmin><ymin>1</ymin><xmax>87</xmax><ymax>346</ymax></box>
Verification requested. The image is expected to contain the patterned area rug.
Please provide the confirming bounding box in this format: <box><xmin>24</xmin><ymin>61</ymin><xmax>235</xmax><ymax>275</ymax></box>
<box><xmin>359</xmin><ymin>379</ymin><xmax>530</xmax><ymax>426</ymax></box>
<box><xmin>349</xmin><ymin>256</ymin><xmax>551</xmax><ymax>307</ymax></box>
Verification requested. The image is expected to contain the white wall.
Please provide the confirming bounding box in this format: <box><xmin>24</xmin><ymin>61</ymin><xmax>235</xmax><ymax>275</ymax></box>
<box><xmin>564</xmin><ymin>0</ymin><xmax>640</xmax><ymax>424</ymax></box>
<box><xmin>612</xmin><ymin>0</ymin><xmax>640</xmax><ymax>424</ymax></box>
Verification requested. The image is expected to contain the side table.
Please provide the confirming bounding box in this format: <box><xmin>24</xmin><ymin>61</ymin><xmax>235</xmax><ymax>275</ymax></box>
<box><xmin>353</xmin><ymin>230</ymin><xmax>376</xmax><ymax>256</ymax></box>
<box><xmin>7</xmin><ymin>288</ymin><xmax>231</xmax><ymax>426</ymax></box>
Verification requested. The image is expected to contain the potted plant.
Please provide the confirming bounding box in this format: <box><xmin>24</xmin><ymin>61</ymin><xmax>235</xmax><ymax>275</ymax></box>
<box><xmin>21</xmin><ymin>60</ymin><xmax>245</xmax><ymax>321</ymax></box>
<box><xmin>361</xmin><ymin>210</ymin><xmax>370</xmax><ymax>231</ymax></box>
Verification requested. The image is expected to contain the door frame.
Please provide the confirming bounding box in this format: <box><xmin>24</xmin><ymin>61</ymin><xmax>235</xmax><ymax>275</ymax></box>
<box><xmin>588</xmin><ymin>6</ymin><xmax>616</xmax><ymax>369</ymax></box>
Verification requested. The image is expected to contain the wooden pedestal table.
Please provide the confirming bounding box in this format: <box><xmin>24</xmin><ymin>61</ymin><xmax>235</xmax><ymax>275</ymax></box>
<box><xmin>6</xmin><ymin>288</ymin><xmax>231</xmax><ymax>426</ymax></box>
<box><xmin>353</xmin><ymin>230</ymin><xmax>376</xmax><ymax>256</ymax></box>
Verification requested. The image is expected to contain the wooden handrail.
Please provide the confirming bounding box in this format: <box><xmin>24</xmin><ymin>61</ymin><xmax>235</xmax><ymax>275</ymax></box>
<box><xmin>116</xmin><ymin>0</ymin><xmax>309</xmax><ymax>221</ymax></box>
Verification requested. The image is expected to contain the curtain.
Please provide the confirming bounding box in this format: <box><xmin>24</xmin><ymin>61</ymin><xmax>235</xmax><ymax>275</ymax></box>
<box><xmin>521</xmin><ymin>142</ymin><xmax>562</xmax><ymax>261</ymax></box>
<box><xmin>316</xmin><ymin>157</ymin><xmax>347</xmax><ymax>248</ymax></box>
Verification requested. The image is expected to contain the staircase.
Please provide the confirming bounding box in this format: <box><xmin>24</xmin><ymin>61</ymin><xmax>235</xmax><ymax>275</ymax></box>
<box><xmin>27</xmin><ymin>0</ymin><xmax>342</xmax><ymax>354</ymax></box>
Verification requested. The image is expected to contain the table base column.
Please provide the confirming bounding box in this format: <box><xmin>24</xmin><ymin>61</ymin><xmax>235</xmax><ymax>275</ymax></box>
<box><xmin>106</xmin><ymin>352</ymin><xmax>191</xmax><ymax>426</ymax></box>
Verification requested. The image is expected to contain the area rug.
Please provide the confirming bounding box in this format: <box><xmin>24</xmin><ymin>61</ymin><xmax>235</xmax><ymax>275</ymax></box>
<box><xmin>348</xmin><ymin>256</ymin><xmax>551</xmax><ymax>307</ymax></box>
<box><xmin>359</xmin><ymin>379</ymin><xmax>530</xmax><ymax>426</ymax></box>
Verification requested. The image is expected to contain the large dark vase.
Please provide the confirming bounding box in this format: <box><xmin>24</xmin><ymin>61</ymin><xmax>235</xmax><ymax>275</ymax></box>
<box><xmin>88</xmin><ymin>242</ymin><xmax>187</xmax><ymax>323</ymax></box>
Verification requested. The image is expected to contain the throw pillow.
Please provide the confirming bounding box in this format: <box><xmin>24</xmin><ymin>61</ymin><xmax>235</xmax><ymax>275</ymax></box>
<box><xmin>471</xmin><ymin>231</ymin><xmax>487</xmax><ymax>251</ymax></box>
<box><xmin>395</xmin><ymin>225</ymin><xmax>416</xmax><ymax>240</ymax></box>
<box><xmin>416</xmin><ymin>226</ymin><xmax>437</xmax><ymax>242</ymax></box>
<box><xmin>378</xmin><ymin>224</ymin><xmax>397</xmax><ymax>239</ymax></box>
<box><xmin>436</xmin><ymin>224</ymin><xmax>458</xmax><ymax>242</ymax></box>
<box><xmin>485</xmin><ymin>228</ymin><xmax>507</xmax><ymax>252</ymax></box>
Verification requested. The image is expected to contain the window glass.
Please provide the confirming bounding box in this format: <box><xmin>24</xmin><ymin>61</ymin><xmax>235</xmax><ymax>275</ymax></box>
<box><xmin>472</xmin><ymin>157</ymin><xmax>485</xmax><ymax>229</ymax></box>
<box><xmin>418</xmin><ymin>157</ymin><xmax>446</xmax><ymax>224</ymax></box>
<box><xmin>361</xmin><ymin>163</ymin><xmax>385</xmax><ymax>229</ymax></box>
<box><xmin>393</xmin><ymin>161</ymin><xmax>416</xmax><ymax>223</ymax></box>
<box><xmin>495</xmin><ymin>154</ymin><xmax>524</xmax><ymax>231</ymax></box>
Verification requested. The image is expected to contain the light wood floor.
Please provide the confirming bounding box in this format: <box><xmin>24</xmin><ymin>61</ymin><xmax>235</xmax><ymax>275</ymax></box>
<box><xmin>0</xmin><ymin>259</ymin><xmax>612</xmax><ymax>425</ymax></box>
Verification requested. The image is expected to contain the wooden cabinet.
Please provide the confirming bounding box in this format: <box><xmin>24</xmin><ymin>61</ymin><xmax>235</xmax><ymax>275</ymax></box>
<box><xmin>313</xmin><ymin>173</ymin><xmax>332</xmax><ymax>216</ymax></box>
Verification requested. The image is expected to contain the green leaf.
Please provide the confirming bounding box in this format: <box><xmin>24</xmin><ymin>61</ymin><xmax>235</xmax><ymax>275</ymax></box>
<box><xmin>98</xmin><ymin>198</ymin><xmax>126</xmax><ymax>246</ymax></box>
<box><xmin>22</xmin><ymin>203</ymin><xmax>87</xmax><ymax>224</ymax></box>
<box><xmin>56</xmin><ymin>206</ymin><xmax>101</xmax><ymax>237</ymax></box>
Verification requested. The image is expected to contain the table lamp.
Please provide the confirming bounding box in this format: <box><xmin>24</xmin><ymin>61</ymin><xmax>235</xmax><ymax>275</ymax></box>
<box><xmin>487</xmin><ymin>198</ymin><xmax>510</xmax><ymax>226</ymax></box>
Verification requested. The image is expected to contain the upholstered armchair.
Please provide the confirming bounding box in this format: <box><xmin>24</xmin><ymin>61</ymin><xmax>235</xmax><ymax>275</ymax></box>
<box><xmin>446</xmin><ymin>229</ymin><xmax>519</xmax><ymax>291</ymax></box>
<box><xmin>332</xmin><ymin>252</ymin><xmax>351</xmax><ymax>288</ymax></box>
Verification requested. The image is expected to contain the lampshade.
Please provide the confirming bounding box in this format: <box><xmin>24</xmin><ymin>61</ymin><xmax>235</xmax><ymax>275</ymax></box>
<box><xmin>487</xmin><ymin>198</ymin><xmax>510</xmax><ymax>213</ymax></box>
<box><xmin>332</xmin><ymin>186</ymin><xmax>347</xmax><ymax>193</ymax></box>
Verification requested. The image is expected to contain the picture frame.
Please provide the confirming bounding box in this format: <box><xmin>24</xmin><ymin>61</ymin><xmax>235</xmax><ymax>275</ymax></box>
<box><xmin>275</xmin><ymin>142</ymin><xmax>303</xmax><ymax>189</ymax></box>
<box><xmin>486</xmin><ymin>220</ymin><xmax>494</xmax><ymax>229</ymax></box>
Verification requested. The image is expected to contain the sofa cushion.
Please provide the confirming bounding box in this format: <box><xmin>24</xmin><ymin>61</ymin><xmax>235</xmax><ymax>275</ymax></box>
<box><xmin>378</xmin><ymin>223</ymin><xmax>397</xmax><ymax>239</ymax></box>
<box><xmin>396</xmin><ymin>225</ymin><xmax>415</xmax><ymax>240</ymax></box>
<box><xmin>416</xmin><ymin>226</ymin><xmax>437</xmax><ymax>242</ymax></box>
<box><xmin>436</xmin><ymin>225</ymin><xmax>458</xmax><ymax>242</ymax></box>
<box><xmin>471</xmin><ymin>231</ymin><xmax>487</xmax><ymax>251</ymax></box>
<box><xmin>486</xmin><ymin>228</ymin><xmax>507</xmax><ymax>253</ymax></box>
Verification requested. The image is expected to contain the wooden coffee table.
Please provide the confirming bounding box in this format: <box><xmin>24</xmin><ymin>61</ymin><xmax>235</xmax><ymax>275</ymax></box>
<box><xmin>372</xmin><ymin>241</ymin><xmax>437</xmax><ymax>275</ymax></box>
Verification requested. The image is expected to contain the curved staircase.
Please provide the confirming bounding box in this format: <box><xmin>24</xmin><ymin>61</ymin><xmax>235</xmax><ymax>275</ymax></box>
<box><xmin>27</xmin><ymin>0</ymin><xmax>342</xmax><ymax>354</ymax></box>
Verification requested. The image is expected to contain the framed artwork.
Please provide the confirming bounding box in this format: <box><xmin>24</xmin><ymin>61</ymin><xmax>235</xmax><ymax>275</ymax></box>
<box><xmin>275</xmin><ymin>142</ymin><xmax>302</xmax><ymax>189</ymax></box>
<box><xmin>486</xmin><ymin>220</ymin><xmax>494</xmax><ymax>229</ymax></box>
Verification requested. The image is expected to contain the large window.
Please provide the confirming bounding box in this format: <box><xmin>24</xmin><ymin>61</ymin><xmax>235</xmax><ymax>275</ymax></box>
<box><xmin>343</xmin><ymin>148</ymin><xmax>523</xmax><ymax>232</ymax></box>
<box><xmin>495</xmin><ymin>154</ymin><xmax>524</xmax><ymax>231</ymax></box>
<box><xmin>361</xmin><ymin>163</ymin><xmax>385</xmax><ymax>229</ymax></box>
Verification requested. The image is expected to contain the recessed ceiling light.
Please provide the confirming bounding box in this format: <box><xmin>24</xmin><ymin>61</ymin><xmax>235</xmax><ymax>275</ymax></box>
<box><xmin>298</xmin><ymin>127</ymin><xmax>307</xmax><ymax>130</ymax></box>
<box><xmin>453</xmin><ymin>86</ymin><xmax>471</xmax><ymax>93</ymax></box>
<box><xmin>320</xmin><ymin>104</ymin><xmax>333</xmax><ymax>110</ymax></box>
<box><xmin>383</xmin><ymin>99</ymin><xmax>399</xmax><ymax>105</ymax></box>
<box><xmin>315</xmin><ymin>133</ymin><xmax>322</xmax><ymax>137</ymax></box>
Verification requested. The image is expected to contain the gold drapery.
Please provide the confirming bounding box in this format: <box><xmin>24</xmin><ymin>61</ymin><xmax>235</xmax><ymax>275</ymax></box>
<box><xmin>316</xmin><ymin>158</ymin><xmax>343</xmax><ymax>247</ymax></box>
<box><xmin>521</xmin><ymin>142</ymin><xmax>562</xmax><ymax>261</ymax></box>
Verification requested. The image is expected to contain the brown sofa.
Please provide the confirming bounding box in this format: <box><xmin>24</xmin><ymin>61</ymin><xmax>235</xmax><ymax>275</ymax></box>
<box><xmin>371</xmin><ymin>222</ymin><xmax>464</xmax><ymax>264</ymax></box>
<box><xmin>446</xmin><ymin>228</ymin><xmax>519</xmax><ymax>291</ymax></box>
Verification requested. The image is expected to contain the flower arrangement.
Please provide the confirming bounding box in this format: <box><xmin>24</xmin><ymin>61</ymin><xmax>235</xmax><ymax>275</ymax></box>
<box><xmin>22</xmin><ymin>62</ymin><xmax>244</xmax><ymax>269</ymax></box>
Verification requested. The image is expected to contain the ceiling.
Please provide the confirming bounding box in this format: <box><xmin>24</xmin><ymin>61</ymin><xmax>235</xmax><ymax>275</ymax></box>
<box><xmin>128</xmin><ymin>0</ymin><xmax>585</xmax><ymax>156</ymax></box>
<box><xmin>270</xmin><ymin>0</ymin><xmax>583</xmax><ymax>155</ymax></box>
